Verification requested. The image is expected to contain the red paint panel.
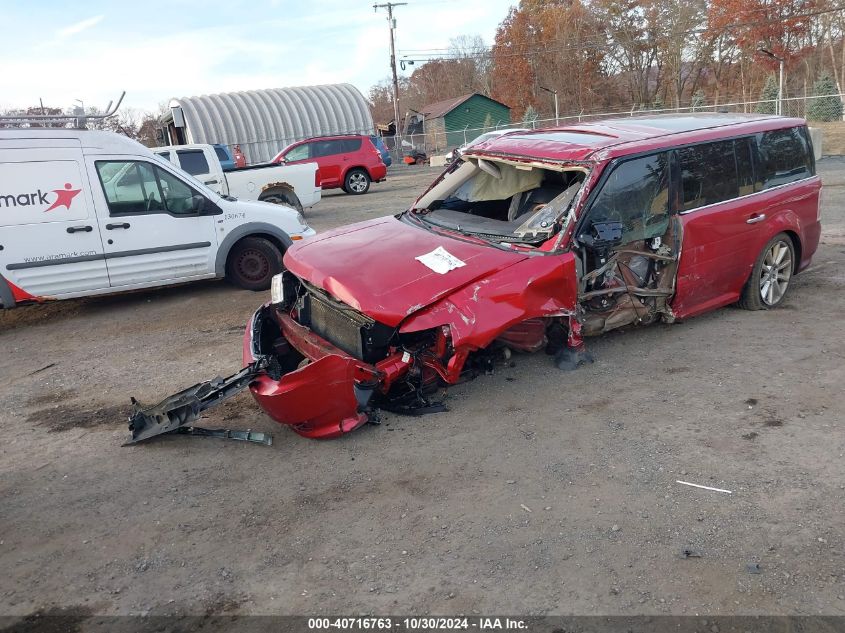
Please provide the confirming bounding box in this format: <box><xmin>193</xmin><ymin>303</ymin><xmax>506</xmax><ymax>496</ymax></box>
<box><xmin>285</xmin><ymin>216</ymin><xmax>530</xmax><ymax>327</ymax></box>
<box><xmin>400</xmin><ymin>252</ymin><xmax>578</xmax><ymax>351</ymax></box>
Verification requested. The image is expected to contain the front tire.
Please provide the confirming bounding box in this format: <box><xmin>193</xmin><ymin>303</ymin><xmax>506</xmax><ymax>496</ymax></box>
<box><xmin>738</xmin><ymin>232</ymin><xmax>795</xmax><ymax>310</ymax></box>
<box><xmin>226</xmin><ymin>237</ymin><xmax>283</xmax><ymax>291</ymax></box>
<box><xmin>344</xmin><ymin>169</ymin><xmax>371</xmax><ymax>195</ymax></box>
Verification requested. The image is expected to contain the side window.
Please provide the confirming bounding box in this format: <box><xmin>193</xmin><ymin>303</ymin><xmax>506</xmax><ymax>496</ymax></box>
<box><xmin>214</xmin><ymin>146</ymin><xmax>230</xmax><ymax>162</ymax></box>
<box><xmin>96</xmin><ymin>161</ymin><xmax>199</xmax><ymax>216</ymax></box>
<box><xmin>154</xmin><ymin>151</ymin><xmax>173</xmax><ymax>164</ymax></box>
<box><xmin>96</xmin><ymin>161</ymin><xmax>163</xmax><ymax>215</ymax></box>
<box><xmin>156</xmin><ymin>167</ymin><xmax>198</xmax><ymax>214</ymax></box>
<box><xmin>735</xmin><ymin>137</ymin><xmax>757</xmax><ymax>196</ymax></box>
<box><xmin>285</xmin><ymin>144</ymin><xmax>310</xmax><ymax>161</ymax></box>
<box><xmin>342</xmin><ymin>138</ymin><xmax>362</xmax><ymax>152</ymax></box>
<box><xmin>586</xmin><ymin>153</ymin><xmax>670</xmax><ymax>243</ymax></box>
<box><xmin>758</xmin><ymin>127</ymin><xmax>813</xmax><ymax>189</ymax></box>
<box><xmin>176</xmin><ymin>150</ymin><xmax>210</xmax><ymax>176</ymax></box>
<box><xmin>677</xmin><ymin>141</ymin><xmax>739</xmax><ymax>211</ymax></box>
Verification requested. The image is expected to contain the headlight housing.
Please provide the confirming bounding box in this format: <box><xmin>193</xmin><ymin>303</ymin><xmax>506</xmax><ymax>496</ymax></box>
<box><xmin>270</xmin><ymin>273</ymin><xmax>284</xmax><ymax>304</ymax></box>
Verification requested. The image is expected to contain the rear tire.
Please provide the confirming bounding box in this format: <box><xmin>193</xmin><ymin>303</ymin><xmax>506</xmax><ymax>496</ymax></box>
<box><xmin>261</xmin><ymin>189</ymin><xmax>303</xmax><ymax>213</ymax></box>
<box><xmin>226</xmin><ymin>237</ymin><xmax>283</xmax><ymax>291</ymax></box>
<box><xmin>738</xmin><ymin>232</ymin><xmax>795</xmax><ymax>310</ymax></box>
<box><xmin>344</xmin><ymin>169</ymin><xmax>370</xmax><ymax>195</ymax></box>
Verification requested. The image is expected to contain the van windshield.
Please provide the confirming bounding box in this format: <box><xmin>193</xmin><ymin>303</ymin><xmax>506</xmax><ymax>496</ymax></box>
<box><xmin>410</xmin><ymin>158</ymin><xmax>588</xmax><ymax>245</ymax></box>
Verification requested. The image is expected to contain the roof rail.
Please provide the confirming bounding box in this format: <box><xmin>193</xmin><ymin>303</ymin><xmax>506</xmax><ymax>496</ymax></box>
<box><xmin>0</xmin><ymin>92</ymin><xmax>125</xmax><ymax>128</ymax></box>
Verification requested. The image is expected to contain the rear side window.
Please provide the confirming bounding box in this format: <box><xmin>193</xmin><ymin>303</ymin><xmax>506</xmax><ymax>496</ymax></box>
<box><xmin>176</xmin><ymin>150</ymin><xmax>210</xmax><ymax>176</ymax></box>
<box><xmin>342</xmin><ymin>138</ymin><xmax>362</xmax><ymax>152</ymax></box>
<box><xmin>677</xmin><ymin>140</ymin><xmax>739</xmax><ymax>211</ymax></box>
<box><xmin>587</xmin><ymin>152</ymin><xmax>670</xmax><ymax>243</ymax></box>
<box><xmin>758</xmin><ymin>127</ymin><xmax>813</xmax><ymax>189</ymax></box>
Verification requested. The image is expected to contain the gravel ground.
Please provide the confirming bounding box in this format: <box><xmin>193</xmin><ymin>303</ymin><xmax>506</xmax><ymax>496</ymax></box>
<box><xmin>1</xmin><ymin>160</ymin><xmax>844</xmax><ymax>619</ymax></box>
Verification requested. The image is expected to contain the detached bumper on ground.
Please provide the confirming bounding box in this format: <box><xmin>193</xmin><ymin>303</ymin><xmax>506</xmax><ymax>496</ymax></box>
<box><xmin>244</xmin><ymin>305</ymin><xmax>414</xmax><ymax>439</ymax></box>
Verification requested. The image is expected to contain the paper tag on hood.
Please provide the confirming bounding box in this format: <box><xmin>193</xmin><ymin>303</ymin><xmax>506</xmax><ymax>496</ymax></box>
<box><xmin>415</xmin><ymin>246</ymin><xmax>467</xmax><ymax>274</ymax></box>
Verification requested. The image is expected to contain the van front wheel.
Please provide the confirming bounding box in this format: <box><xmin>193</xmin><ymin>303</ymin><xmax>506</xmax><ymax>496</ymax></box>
<box><xmin>226</xmin><ymin>237</ymin><xmax>283</xmax><ymax>291</ymax></box>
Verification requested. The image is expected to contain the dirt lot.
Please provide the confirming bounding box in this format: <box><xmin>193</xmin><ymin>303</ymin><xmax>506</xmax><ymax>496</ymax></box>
<box><xmin>2</xmin><ymin>161</ymin><xmax>845</xmax><ymax>620</ymax></box>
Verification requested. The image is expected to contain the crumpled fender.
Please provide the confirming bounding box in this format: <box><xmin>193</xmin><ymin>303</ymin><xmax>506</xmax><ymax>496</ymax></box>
<box><xmin>399</xmin><ymin>252</ymin><xmax>579</xmax><ymax>350</ymax></box>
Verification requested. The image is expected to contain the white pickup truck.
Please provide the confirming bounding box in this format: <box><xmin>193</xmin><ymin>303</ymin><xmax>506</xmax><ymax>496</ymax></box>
<box><xmin>154</xmin><ymin>144</ymin><xmax>321</xmax><ymax>212</ymax></box>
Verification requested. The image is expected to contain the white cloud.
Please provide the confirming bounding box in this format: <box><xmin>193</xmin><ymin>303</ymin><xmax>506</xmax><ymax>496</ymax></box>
<box><xmin>56</xmin><ymin>15</ymin><xmax>104</xmax><ymax>39</ymax></box>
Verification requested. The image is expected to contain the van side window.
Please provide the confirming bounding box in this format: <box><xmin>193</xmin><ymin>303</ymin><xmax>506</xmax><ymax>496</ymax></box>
<box><xmin>677</xmin><ymin>141</ymin><xmax>739</xmax><ymax>211</ymax></box>
<box><xmin>176</xmin><ymin>150</ymin><xmax>210</xmax><ymax>176</ymax></box>
<box><xmin>587</xmin><ymin>152</ymin><xmax>670</xmax><ymax>244</ymax></box>
<box><xmin>758</xmin><ymin>127</ymin><xmax>813</xmax><ymax>189</ymax></box>
<box><xmin>735</xmin><ymin>137</ymin><xmax>757</xmax><ymax>196</ymax></box>
<box><xmin>96</xmin><ymin>161</ymin><xmax>198</xmax><ymax>216</ymax></box>
<box><xmin>96</xmin><ymin>162</ymin><xmax>163</xmax><ymax>215</ymax></box>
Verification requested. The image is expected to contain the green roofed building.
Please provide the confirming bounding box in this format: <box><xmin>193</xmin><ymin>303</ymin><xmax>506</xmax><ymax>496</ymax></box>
<box><xmin>414</xmin><ymin>93</ymin><xmax>511</xmax><ymax>151</ymax></box>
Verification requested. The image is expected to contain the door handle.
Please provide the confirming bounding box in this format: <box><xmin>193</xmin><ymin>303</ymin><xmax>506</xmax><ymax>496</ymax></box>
<box><xmin>204</xmin><ymin>179</ymin><xmax>219</xmax><ymax>185</ymax></box>
<box><xmin>106</xmin><ymin>222</ymin><xmax>131</xmax><ymax>230</ymax></box>
<box><xmin>746</xmin><ymin>214</ymin><xmax>767</xmax><ymax>224</ymax></box>
<box><xmin>66</xmin><ymin>225</ymin><xmax>93</xmax><ymax>233</ymax></box>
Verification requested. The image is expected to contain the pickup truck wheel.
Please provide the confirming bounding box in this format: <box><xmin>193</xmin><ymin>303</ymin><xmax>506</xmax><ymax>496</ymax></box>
<box><xmin>344</xmin><ymin>169</ymin><xmax>371</xmax><ymax>195</ymax></box>
<box><xmin>738</xmin><ymin>232</ymin><xmax>795</xmax><ymax>310</ymax></box>
<box><xmin>226</xmin><ymin>237</ymin><xmax>283</xmax><ymax>291</ymax></box>
<box><xmin>261</xmin><ymin>190</ymin><xmax>303</xmax><ymax>213</ymax></box>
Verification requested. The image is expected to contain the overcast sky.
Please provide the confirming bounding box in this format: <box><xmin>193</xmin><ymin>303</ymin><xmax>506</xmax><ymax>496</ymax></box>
<box><xmin>0</xmin><ymin>0</ymin><xmax>514</xmax><ymax>114</ymax></box>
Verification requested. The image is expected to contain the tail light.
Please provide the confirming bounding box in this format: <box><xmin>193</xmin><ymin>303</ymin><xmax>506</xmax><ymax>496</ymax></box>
<box><xmin>314</xmin><ymin>168</ymin><xmax>321</xmax><ymax>187</ymax></box>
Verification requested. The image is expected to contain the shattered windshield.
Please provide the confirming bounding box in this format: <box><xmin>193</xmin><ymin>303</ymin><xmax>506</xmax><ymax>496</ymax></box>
<box><xmin>411</xmin><ymin>158</ymin><xmax>588</xmax><ymax>245</ymax></box>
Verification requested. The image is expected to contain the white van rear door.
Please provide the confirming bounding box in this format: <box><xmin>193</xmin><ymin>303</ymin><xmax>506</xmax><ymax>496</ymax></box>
<box><xmin>0</xmin><ymin>147</ymin><xmax>109</xmax><ymax>299</ymax></box>
<box><xmin>88</xmin><ymin>156</ymin><xmax>219</xmax><ymax>288</ymax></box>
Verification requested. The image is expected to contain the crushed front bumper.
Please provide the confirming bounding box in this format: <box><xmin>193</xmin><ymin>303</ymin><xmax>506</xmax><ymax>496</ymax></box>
<box><xmin>244</xmin><ymin>305</ymin><xmax>403</xmax><ymax>439</ymax></box>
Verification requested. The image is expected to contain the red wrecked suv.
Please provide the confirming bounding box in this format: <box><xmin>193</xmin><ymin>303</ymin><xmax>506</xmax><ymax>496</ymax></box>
<box><xmin>127</xmin><ymin>114</ymin><xmax>820</xmax><ymax>444</ymax></box>
<box><xmin>237</xmin><ymin>114</ymin><xmax>821</xmax><ymax>439</ymax></box>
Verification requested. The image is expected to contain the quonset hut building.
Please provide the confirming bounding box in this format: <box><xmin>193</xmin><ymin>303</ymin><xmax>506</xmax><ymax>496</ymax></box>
<box><xmin>160</xmin><ymin>83</ymin><xmax>374</xmax><ymax>164</ymax></box>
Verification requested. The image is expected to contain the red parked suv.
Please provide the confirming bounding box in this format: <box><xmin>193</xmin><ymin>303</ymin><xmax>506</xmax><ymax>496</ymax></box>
<box><xmin>272</xmin><ymin>134</ymin><xmax>387</xmax><ymax>195</ymax></box>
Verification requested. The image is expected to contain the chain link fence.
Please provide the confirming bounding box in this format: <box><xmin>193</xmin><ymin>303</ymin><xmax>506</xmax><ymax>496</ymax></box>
<box><xmin>384</xmin><ymin>93</ymin><xmax>845</xmax><ymax>160</ymax></box>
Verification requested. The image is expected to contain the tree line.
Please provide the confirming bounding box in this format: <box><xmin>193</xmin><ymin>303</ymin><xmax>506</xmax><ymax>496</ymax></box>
<box><xmin>370</xmin><ymin>0</ymin><xmax>845</xmax><ymax>125</ymax></box>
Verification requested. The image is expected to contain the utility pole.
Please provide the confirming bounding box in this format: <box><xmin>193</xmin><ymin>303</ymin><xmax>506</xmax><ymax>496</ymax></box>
<box><xmin>374</xmin><ymin>2</ymin><xmax>407</xmax><ymax>159</ymax></box>
<box><xmin>759</xmin><ymin>48</ymin><xmax>785</xmax><ymax>116</ymax></box>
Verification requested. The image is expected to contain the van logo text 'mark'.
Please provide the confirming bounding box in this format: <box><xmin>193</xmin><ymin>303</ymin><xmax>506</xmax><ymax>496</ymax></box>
<box><xmin>0</xmin><ymin>183</ymin><xmax>81</xmax><ymax>212</ymax></box>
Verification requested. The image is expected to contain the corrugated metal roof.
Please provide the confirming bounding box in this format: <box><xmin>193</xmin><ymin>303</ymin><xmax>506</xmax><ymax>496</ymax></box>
<box><xmin>169</xmin><ymin>84</ymin><xmax>374</xmax><ymax>163</ymax></box>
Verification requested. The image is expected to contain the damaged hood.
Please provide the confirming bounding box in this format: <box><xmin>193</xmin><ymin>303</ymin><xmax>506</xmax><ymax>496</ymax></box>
<box><xmin>284</xmin><ymin>216</ymin><xmax>529</xmax><ymax>326</ymax></box>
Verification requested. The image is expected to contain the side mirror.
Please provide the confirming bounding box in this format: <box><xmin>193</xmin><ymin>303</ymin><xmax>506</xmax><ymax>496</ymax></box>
<box><xmin>191</xmin><ymin>194</ymin><xmax>207</xmax><ymax>213</ymax></box>
<box><xmin>581</xmin><ymin>220</ymin><xmax>624</xmax><ymax>249</ymax></box>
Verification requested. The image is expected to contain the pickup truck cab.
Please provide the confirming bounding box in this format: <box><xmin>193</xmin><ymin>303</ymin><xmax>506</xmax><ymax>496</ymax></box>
<box><xmin>155</xmin><ymin>143</ymin><xmax>321</xmax><ymax>212</ymax></box>
<box><xmin>0</xmin><ymin>129</ymin><xmax>316</xmax><ymax>308</ymax></box>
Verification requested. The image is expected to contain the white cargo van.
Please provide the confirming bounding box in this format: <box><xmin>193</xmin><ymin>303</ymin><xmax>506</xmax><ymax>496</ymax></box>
<box><xmin>0</xmin><ymin>129</ymin><xmax>316</xmax><ymax>308</ymax></box>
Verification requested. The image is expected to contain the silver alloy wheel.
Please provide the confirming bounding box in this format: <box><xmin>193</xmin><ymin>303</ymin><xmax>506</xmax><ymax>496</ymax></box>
<box><xmin>759</xmin><ymin>239</ymin><xmax>792</xmax><ymax>306</ymax></box>
<box><xmin>348</xmin><ymin>172</ymin><xmax>368</xmax><ymax>193</ymax></box>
